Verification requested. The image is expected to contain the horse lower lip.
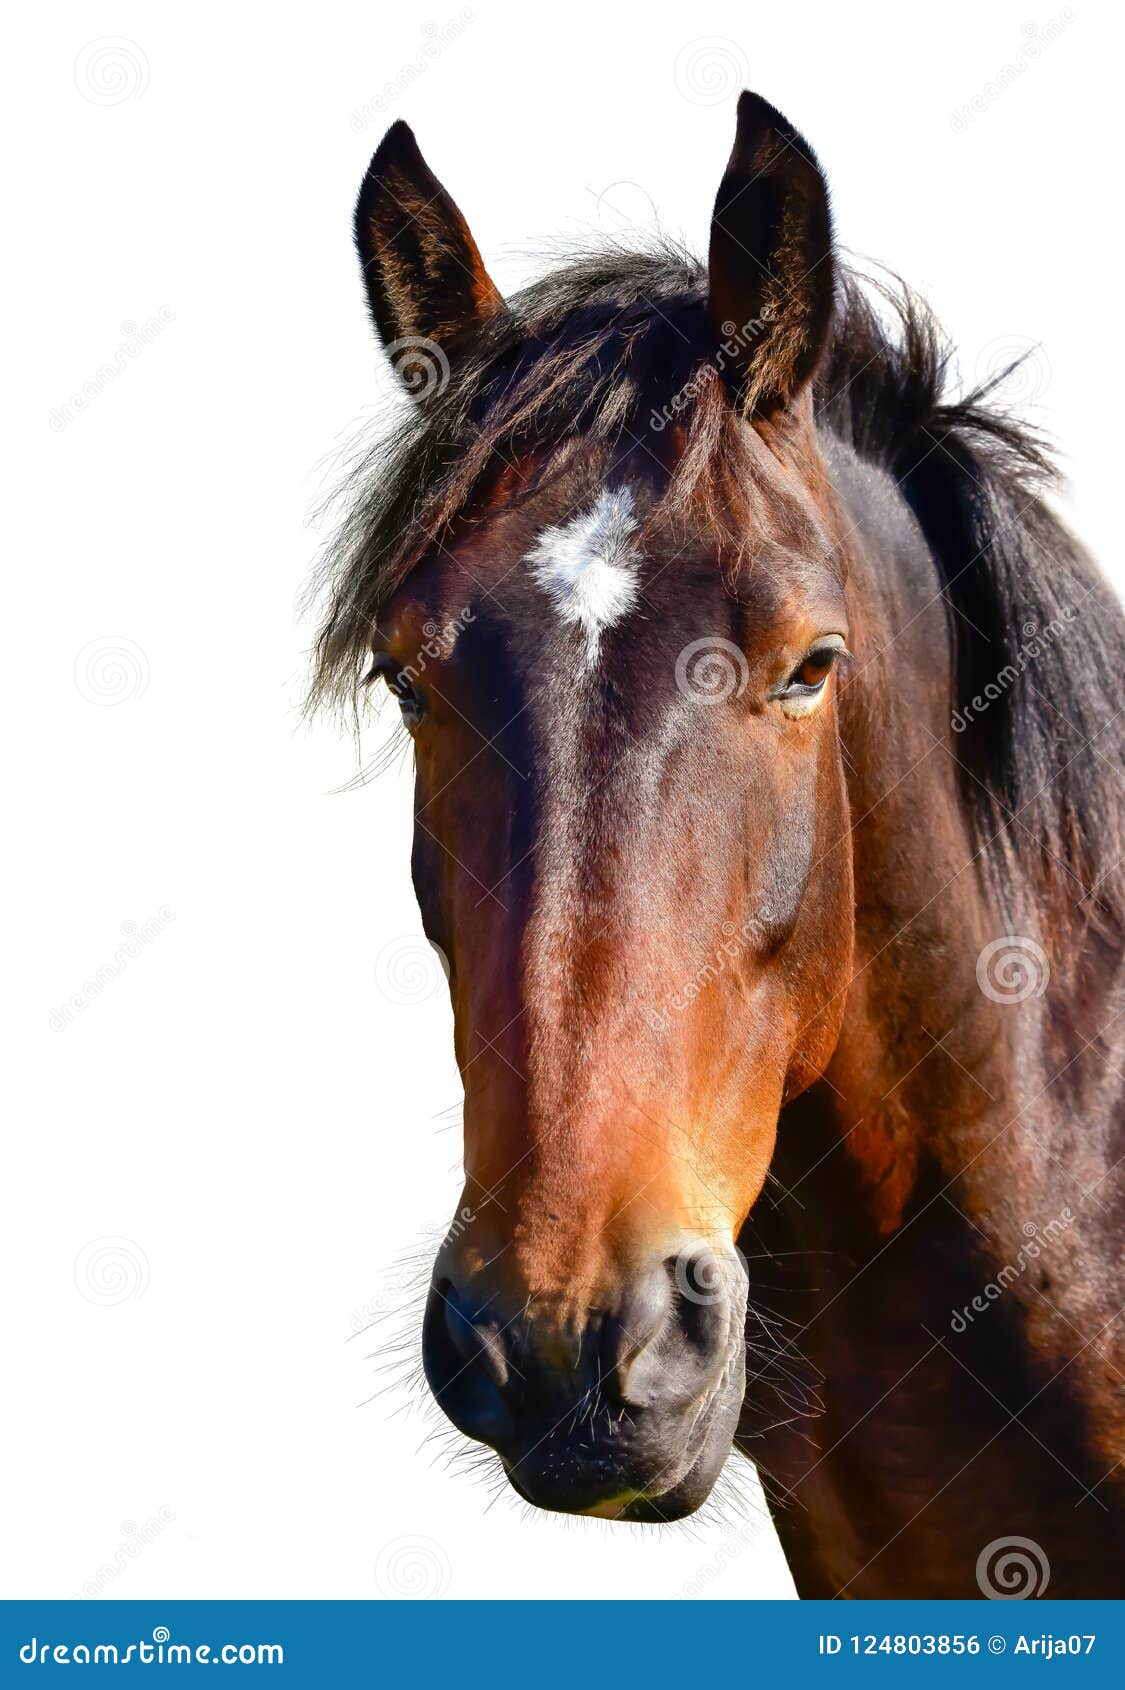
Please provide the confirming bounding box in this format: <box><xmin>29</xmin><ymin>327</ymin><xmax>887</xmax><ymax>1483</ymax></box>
<box><xmin>497</xmin><ymin>1419</ymin><xmax>712</xmax><ymax>1517</ymax></box>
<box><xmin>579</xmin><ymin>1491</ymin><xmax>647</xmax><ymax>1519</ymax></box>
<box><xmin>503</xmin><ymin>1463</ymin><xmax>706</xmax><ymax>1523</ymax></box>
<box><xmin>502</xmin><ymin>1462</ymin><xmax>658</xmax><ymax>1518</ymax></box>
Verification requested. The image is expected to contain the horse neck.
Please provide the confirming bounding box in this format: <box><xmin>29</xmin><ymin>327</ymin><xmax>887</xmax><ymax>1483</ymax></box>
<box><xmin>730</xmin><ymin>438</ymin><xmax>1125</xmax><ymax>1597</ymax></box>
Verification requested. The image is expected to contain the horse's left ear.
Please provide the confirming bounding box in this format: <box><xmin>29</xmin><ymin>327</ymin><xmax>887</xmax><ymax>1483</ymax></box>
<box><xmin>707</xmin><ymin>92</ymin><xmax>835</xmax><ymax>418</ymax></box>
<box><xmin>354</xmin><ymin>121</ymin><xmax>505</xmax><ymax>377</ymax></box>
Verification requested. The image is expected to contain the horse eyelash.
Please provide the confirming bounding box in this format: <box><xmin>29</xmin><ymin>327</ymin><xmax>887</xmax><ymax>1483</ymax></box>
<box><xmin>363</xmin><ymin>654</ymin><xmax>414</xmax><ymax>695</ymax></box>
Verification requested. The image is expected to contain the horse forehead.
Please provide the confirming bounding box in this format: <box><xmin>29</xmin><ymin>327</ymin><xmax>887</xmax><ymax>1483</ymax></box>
<box><xmin>522</xmin><ymin>485</ymin><xmax>644</xmax><ymax>664</ymax></box>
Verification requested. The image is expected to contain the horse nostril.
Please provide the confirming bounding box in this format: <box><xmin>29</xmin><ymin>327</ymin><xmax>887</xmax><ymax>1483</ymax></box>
<box><xmin>616</xmin><ymin>1247</ymin><xmax>738</xmax><ymax>1411</ymax></box>
<box><xmin>669</xmin><ymin>1246</ymin><xmax>732</xmax><ymax>1355</ymax></box>
<box><xmin>423</xmin><ymin>1279</ymin><xmax>514</xmax><ymax>1451</ymax></box>
<box><xmin>609</xmin><ymin>1262</ymin><xmax>673</xmax><ymax>1379</ymax></box>
<box><xmin>441</xmin><ymin>1280</ymin><xmax>509</xmax><ymax>1389</ymax></box>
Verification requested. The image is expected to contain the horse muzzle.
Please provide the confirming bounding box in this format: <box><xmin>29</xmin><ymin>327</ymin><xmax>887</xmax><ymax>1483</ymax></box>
<box><xmin>421</xmin><ymin>1243</ymin><xmax>748</xmax><ymax>1519</ymax></box>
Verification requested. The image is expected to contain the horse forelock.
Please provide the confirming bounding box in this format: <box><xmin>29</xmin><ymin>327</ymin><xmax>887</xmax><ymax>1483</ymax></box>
<box><xmin>308</xmin><ymin>239</ymin><xmax>1125</xmax><ymax>946</ymax></box>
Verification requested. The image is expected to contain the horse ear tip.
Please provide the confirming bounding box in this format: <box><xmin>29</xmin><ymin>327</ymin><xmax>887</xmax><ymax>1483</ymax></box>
<box><xmin>357</xmin><ymin>122</ymin><xmax>423</xmax><ymax>223</ymax></box>
<box><xmin>372</xmin><ymin>118</ymin><xmax>417</xmax><ymax>164</ymax></box>
<box><xmin>382</xmin><ymin>117</ymin><xmax>416</xmax><ymax>146</ymax></box>
<box><xmin>735</xmin><ymin>90</ymin><xmax>786</xmax><ymax>134</ymax></box>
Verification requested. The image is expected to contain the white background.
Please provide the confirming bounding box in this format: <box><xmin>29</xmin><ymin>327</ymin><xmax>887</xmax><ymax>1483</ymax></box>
<box><xmin>7</xmin><ymin>0</ymin><xmax>1122</xmax><ymax>1600</ymax></box>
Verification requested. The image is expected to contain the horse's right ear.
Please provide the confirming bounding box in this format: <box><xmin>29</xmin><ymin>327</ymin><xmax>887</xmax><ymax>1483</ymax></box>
<box><xmin>706</xmin><ymin>92</ymin><xmax>835</xmax><ymax>418</ymax></box>
<box><xmin>354</xmin><ymin>122</ymin><xmax>504</xmax><ymax>388</ymax></box>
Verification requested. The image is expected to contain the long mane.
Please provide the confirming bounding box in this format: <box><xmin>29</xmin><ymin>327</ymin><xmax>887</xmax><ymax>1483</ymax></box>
<box><xmin>309</xmin><ymin>243</ymin><xmax>1125</xmax><ymax>944</ymax></box>
<box><xmin>822</xmin><ymin>273</ymin><xmax>1125</xmax><ymax>945</ymax></box>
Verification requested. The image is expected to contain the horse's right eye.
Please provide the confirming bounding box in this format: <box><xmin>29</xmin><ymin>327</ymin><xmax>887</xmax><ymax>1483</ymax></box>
<box><xmin>390</xmin><ymin>680</ymin><xmax>424</xmax><ymax>729</ymax></box>
<box><xmin>365</xmin><ymin>656</ymin><xmax>425</xmax><ymax>728</ymax></box>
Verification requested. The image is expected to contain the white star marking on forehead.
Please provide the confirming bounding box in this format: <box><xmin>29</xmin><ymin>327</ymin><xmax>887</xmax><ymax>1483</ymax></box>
<box><xmin>525</xmin><ymin>487</ymin><xmax>643</xmax><ymax>664</ymax></box>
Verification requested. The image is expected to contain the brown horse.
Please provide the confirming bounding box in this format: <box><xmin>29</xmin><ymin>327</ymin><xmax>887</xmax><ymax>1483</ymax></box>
<box><xmin>312</xmin><ymin>92</ymin><xmax>1125</xmax><ymax>1596</ymax></box>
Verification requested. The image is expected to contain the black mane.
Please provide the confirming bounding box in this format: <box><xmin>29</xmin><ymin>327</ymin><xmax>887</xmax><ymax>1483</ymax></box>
<box><xmin>309</xmin><ymin>243</ymin><xmax>1125</xmax><ymax>938</ymax></box>
<box><xmin>822</xmin><ymin>271</ymin><xmax>1125</xmax><ymax>941</ymax></box>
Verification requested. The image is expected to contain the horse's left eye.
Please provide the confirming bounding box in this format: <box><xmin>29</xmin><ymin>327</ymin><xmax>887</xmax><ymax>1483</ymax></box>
<box><xmin>776</xmin><ymin>638</ymin><xmax>848</xmax><ymax>717</ymax></box>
